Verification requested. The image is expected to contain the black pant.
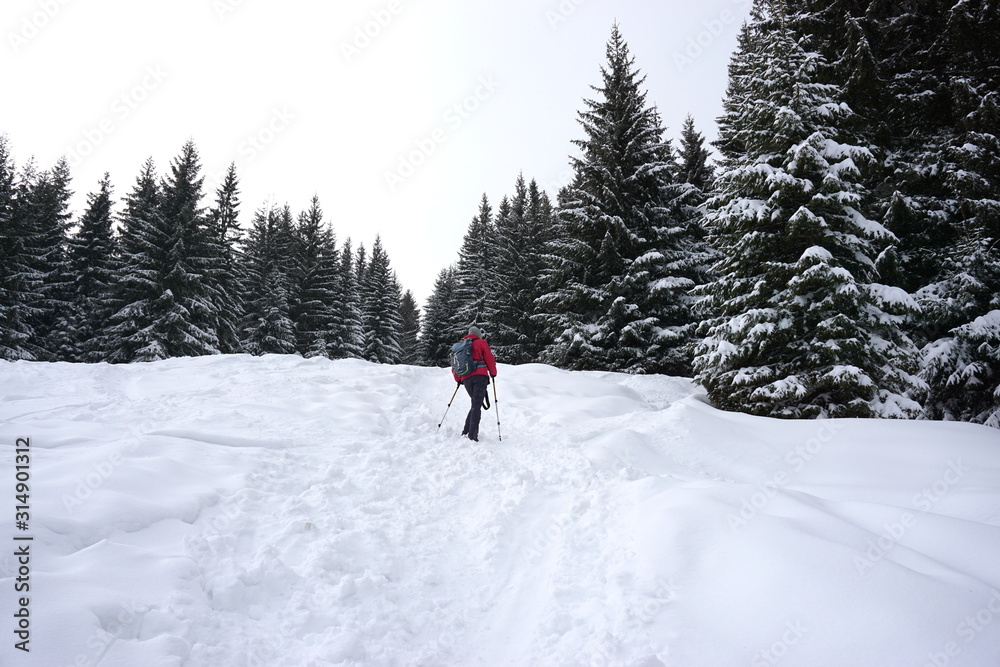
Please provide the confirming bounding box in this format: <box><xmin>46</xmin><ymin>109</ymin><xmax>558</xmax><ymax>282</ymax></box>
<box><xmin>462</xmin><ymin>375</ymin><xmax>489</xmax><ymax>440</ymax></box>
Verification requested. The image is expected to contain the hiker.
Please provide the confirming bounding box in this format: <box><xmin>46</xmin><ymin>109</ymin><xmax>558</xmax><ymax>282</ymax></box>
<box><xmin>451</xmin><ymin>325</ymin><xmax>497</xmax><ymax>442</ymax></box>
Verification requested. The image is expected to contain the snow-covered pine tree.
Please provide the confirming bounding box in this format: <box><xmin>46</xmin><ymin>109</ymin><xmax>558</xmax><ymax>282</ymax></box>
<box><xmin>453</xmin><ymin>194</ymin><xmax>499</xmax><ymax>331</ymax></box>
<box><xmin>205</xmin><ymin>162</ymin><xmax>244</xmax><ymax>354</ymax></box>
<box><xmin>354</xmin><ymin>243</ymin><xmax>367</xmax><ymax>289</ymax></box>
<box><xmin>290</xmin><ymin>195</ymin><xmax>339</xmax><ymax>357</ymax></box>
<box><xmin>240</xmin><ymin>203</ymin><xmax>296</xmax><ymax>355</ymax></box>
<box><xmin>154</xmin><ymin>140</ymin><xmax>221</xmax><ymax>357</ymax></box>
<box><xmin>677</xmin><ymin>114</ymin><xmax>715</xmax><ymax>194</ymax></box>
<box><xmin>674</xmin><ymin>115</ymin><xmax>720</xmax><ymax>345</ymax></box>
<box><xmin>921</xmin><ymin>309</ymin><xmax>1000</xmax><ymax>427</ymax></box>
<box><xmin>360</xmin><ymin>236</ymin><xmax>403</xmax><ymax>364</ymax></box>
<box><xmin>521</xmin><ymin>180</ymin><xmax>557</xmax><ymax>362</ymax></box>
<box><xmin>64</xmin><ymin>173</ymin><xmax>116</xmax><ymax>362</ymax></box>
<box><xmin>398</xmin><ymin>289</ymin><xmax>422</xmax><ymax>365</ymax></box>
<box><xmin>0</xmin><ymin>137</ymin><xmax>34</xmax><ymax>360</ymax></box>
<box><xmin>916</xmin><ymin>211</ymin><xmax>1000</xmax><ymax>424</ymax></box>
<box><xmin>865</xmin><ymin>2</ymin><xmax>958</xmax><ymax>307</ymax></box>
<box><xmin>693</xmin><ymin>0</ymin><xmax>923</xmax><ymax>419</ymax></box>
<box><xmin>104</xmin><ymin>158</ymin><xmax>168</xmax><ymax>362</ymax></box>
<box><xmin>108</xmin><ymin>146</ymin><xmax>223</xmax><ymax>361</ymax></box>
<box><xmin>327</xmin><ymin>237</ymin><xmax>364</xmax><ymax>359</ymax></box>
<box><xmin>20</xmin><ymin>157</ymin><xmax>74</xmax><ymax>360</ymax></box>
<box><xmin>0</xmin><ymin>134</ymin><xmax>34</xmax><ymax>360</ymax></box>
<box><xmin>419</xmin><ymin>265</ymin><xmax>461</xmax><ymax>366</ymax></box>
<box><xmin>485</xmin><ymin>194</ymin><xmax>517</xmax><ymax>357</ymax></box>
<box><xmin>912</xmin><ymin>2</ymin><xmax>1000</xmax><ymax>424</ymax></box>
<box><xmin>489</xmin><ymin>175</ymin><xmax>556</xmax><ymax>364</ymax></box>
<box><xmin>537</xmin><ymin>23</ymin><xmax>705</xmax><ymax>374</ymax></box>
<box><xmin>783</xmin><ymin>1</ymin><xmax>883</xmax><ymax>111</ymax></box>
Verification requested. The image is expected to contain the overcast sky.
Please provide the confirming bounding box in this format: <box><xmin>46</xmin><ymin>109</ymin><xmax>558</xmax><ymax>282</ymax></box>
<box><xmin>3</xmin><ymin>0</ymin><xmax>751</xmax><ymax>304</ymax></box>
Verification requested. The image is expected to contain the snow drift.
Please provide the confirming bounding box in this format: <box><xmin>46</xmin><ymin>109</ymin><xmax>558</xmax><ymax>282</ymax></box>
<box><xmin>1</xmin><ymin>355</ymin><xmax>999</xmax><ymax>666</ymax></box>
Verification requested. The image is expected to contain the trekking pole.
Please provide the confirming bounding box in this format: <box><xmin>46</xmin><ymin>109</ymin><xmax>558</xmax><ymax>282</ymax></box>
<box><xmin>437</xmin><ymin>383</ymin><xmax>461</xmax><ymax>429</ymax></box>
<box><xmin>492</xmin><ymin>376</ymin><xmax>502</xmax><ymax>441</ymax></box>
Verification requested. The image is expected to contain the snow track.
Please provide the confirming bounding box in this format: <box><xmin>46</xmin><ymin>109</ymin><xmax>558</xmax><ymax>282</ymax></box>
<box><xmin>2</xmin><ymin>355</ymin><xmax>999</xmax><ymax>666</ymax></box>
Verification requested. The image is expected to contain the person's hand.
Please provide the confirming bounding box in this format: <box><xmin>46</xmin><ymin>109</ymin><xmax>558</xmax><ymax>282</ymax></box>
<box><xmin>456</xmin><ymin>380</ymin><xmax>462</xmax><ymax>387</ymax></box>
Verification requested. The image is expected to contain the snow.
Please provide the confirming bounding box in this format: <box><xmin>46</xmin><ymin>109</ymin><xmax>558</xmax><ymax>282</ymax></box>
<box><xmin>964</xmin><ymin>309</ymin><xmax>1000</xmax><ymax>336</ymax></box>
<box><xmin>749</xmin><ymin>375</ymin><xmax>807</xmax><ymax>401</ymax></box>
<box><xmin>818</xmin><ymin>136</ymin><xmax>873</xmax><ymax>164</ymax></box>
<box><xmin>3</xmin><ymin>355</ymin><xmax>1000</xmax><ymax>666</ymax></box>
<box><xmin>649</xmin><ymin>276</ymin><xmax>695</xmax><ymax>292</ymax></box>
<box><xmin>869</xmin><ymin>282</ymin><xmax>921</xmax><ymax>312</ymax></box>
<box><xmin>746</xmin><ymin>163</ymin><xmax>813</xmax><ymax>193</ymax></box>
<box><xmin>823</xmin><ymin>365</ymin><xmax>874</xmax><ymax>387</ymax></box>
<box><xmin>847</xmin><ymin>206</ymin><xmax>895</xmax><ymax>240</ymax></box>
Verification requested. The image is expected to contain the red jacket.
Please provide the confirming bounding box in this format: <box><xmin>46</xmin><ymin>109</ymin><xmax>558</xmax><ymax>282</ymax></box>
<box><xmin>453</xmin><ymin>334</ymin><xmax>497</xmax><ymax>382</ymax></box>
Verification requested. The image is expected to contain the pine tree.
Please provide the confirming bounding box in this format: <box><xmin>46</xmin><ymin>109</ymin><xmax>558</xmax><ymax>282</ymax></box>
<box><xmin>329</xmin><ymin>237</ymin><xmax>364</xmax><ymax>359</ymax></box>
<box><xmin>360</xmin><ymin>236</ymin><xmax>403</xmax><ymax>364</ymax></box>
<box><xmin>65</xmin><ymin>173</ymin><xmax>116</xmax><ymax>362</ymax></box>
<box><xmin>487</xmin><ymin>194</ymin><xmax>515</xmax><ymax>348</ymax></box>
<box><xmin>522</xmin><ymin>180</ymin><xmax>558</xmax><ymax>361</ymax></box>
<box><xmin>453</xmin><ymin>194</ymin><xmax>498</xmax><ymax>330</ymax></box>
<box><xmin>490</xmin><ymin>175</ymin><xmax>556</xmax><ymax>364</ymax></box>
<box><xmin>398</xmin><ymin>289</ymin><xmax>422</xmax><ymax>365</ymax></box>
<box><xmin>841</xmin><ymin>2</ymin><xmax>990</xmax><ymax>331</ymax></box>
<box><xmin>0</xmin><ymin>136</ymin><xmax>34</xmax><ymax>360</ymax></box>
<box><xmin>206</xmin><ymin>163</ymin><xmax>242</xmax><ymax>249</ymax></box>
<box><xmin>676</xmin><ymin>114</ymin><xmax>714</xmax><ymax>194</ymax></box>
<box><xmin>355</xmin><ymin>243</ymin><xmax>367</xmax><ymax>288</ymax></box>
<box><xmin>155</xmin><ymin>139</ymin><xmax>221</xmax><ymax>357</ymax></box>
<box><xmin>205</xmin><ymin>162</ymin><xmax>244</xmax><ymax>354</ymax></box>
<box><xmin>921</xmin><ymin>308</ymin><xmax>1000</xmax><ymax>427</ymax></box>
<box><xmin>675</xmin><ymin>115</ymin><xmax>720</xmax><ymax>320</ymax></box>
<box><xmin>693</xmin><ymin>0</ymin><xmax>923</xmax><ymax>419</ymax></box>
<box><xmin>290</xmin><ymin>195</ymin><xmax>340</xmax><ymax>357</ymax></box>
<box><xmin>913</xmin><ymin>2</ymin><xmax>1000</xmax><ymax>423</ymax></box>
<box><xmin>538</xmin><ymin>24</ymin><xmax>705</xmax><ymax>374</ymax></box>
<box><xmin>240</xmin><ymin>203</ymin><xmax>296</xmax><ymax>355</ymax></box>
<box><xmin>108</xmin><ymin>145</ymin><xmax>223</xmax><ymax>361</ymax></box>
<box><xmin>420</xmin><ymin>266</ymin><xmax>461</xmax><ymax>366</ymax></box>
<box><xmin>20</xmin><ymin>157</ymin><xmax>74</xmax><ymax>360</ymax></box>
<box><xmin>873</xmin><ymin>5</ymin><xmax>958</xmax><ymax>307</ymax></box>
<box><xmin>105</xmin><ymin>158</ymin><xmax>168</xmax><ymax>362</ymax></box>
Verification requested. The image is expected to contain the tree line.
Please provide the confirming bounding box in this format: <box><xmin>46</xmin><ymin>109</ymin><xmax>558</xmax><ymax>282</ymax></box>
<box><xmin>1</xmin><ymin>0</ymin><xmax>997</xmax><ymax>427</ymax></box>
<box><xmin>0</xmin><ymin>141</ymin><xmax>419</xmax><ymax>365</ymax></box>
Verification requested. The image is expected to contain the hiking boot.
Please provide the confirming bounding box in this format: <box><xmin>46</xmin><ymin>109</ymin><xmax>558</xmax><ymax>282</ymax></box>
<box><xmin>469</xmin><ymin>434</ymin><xmax>479</xmax><ymax>442</ymax></box>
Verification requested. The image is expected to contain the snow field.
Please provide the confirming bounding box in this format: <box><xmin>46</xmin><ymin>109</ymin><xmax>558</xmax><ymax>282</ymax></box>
<box><xmin>1</xmin><ymin>355</ymin><xmax>999</xmax><ymax>666</ymax></box>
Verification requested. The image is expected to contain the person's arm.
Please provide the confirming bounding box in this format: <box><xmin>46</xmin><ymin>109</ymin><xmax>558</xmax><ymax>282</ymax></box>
<box><xmin>482</xmin><ymin>341</ymin><xmax>498</xmax><ymax>376</ymax></box>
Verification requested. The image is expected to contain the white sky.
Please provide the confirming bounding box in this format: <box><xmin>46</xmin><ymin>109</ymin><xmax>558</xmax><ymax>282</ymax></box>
<box><xmin>3</xmin><ymin>0</ymin><xmax>750</xmax><ymax>304</ymax></box>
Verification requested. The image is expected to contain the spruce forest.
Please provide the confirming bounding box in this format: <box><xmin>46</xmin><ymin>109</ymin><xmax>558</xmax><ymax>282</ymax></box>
<box><xmin>1</xmin><ymin>0</ymin><xmax>997</xmax><ymax>427</ymax></box>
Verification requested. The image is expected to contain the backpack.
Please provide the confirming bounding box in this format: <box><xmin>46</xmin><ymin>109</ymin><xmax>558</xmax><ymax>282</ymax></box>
<box><xmin>450</xmin><ymin>338</ymin><xmax>484</xmax><ymax>379</ymax></box>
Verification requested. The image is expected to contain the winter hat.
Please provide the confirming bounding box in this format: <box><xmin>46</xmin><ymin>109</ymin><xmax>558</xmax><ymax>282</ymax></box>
<box><xmin>468</xmin><ymin>325</ymin><xmax>483</xmax><ymax>337</ymax></box>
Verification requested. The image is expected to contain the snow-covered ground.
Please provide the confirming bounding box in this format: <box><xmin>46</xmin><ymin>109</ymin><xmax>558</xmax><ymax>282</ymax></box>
<box><xmin>2</xmin><ymin>355</ymin><xmax>999</xmax><ymax>666</ymax></box>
